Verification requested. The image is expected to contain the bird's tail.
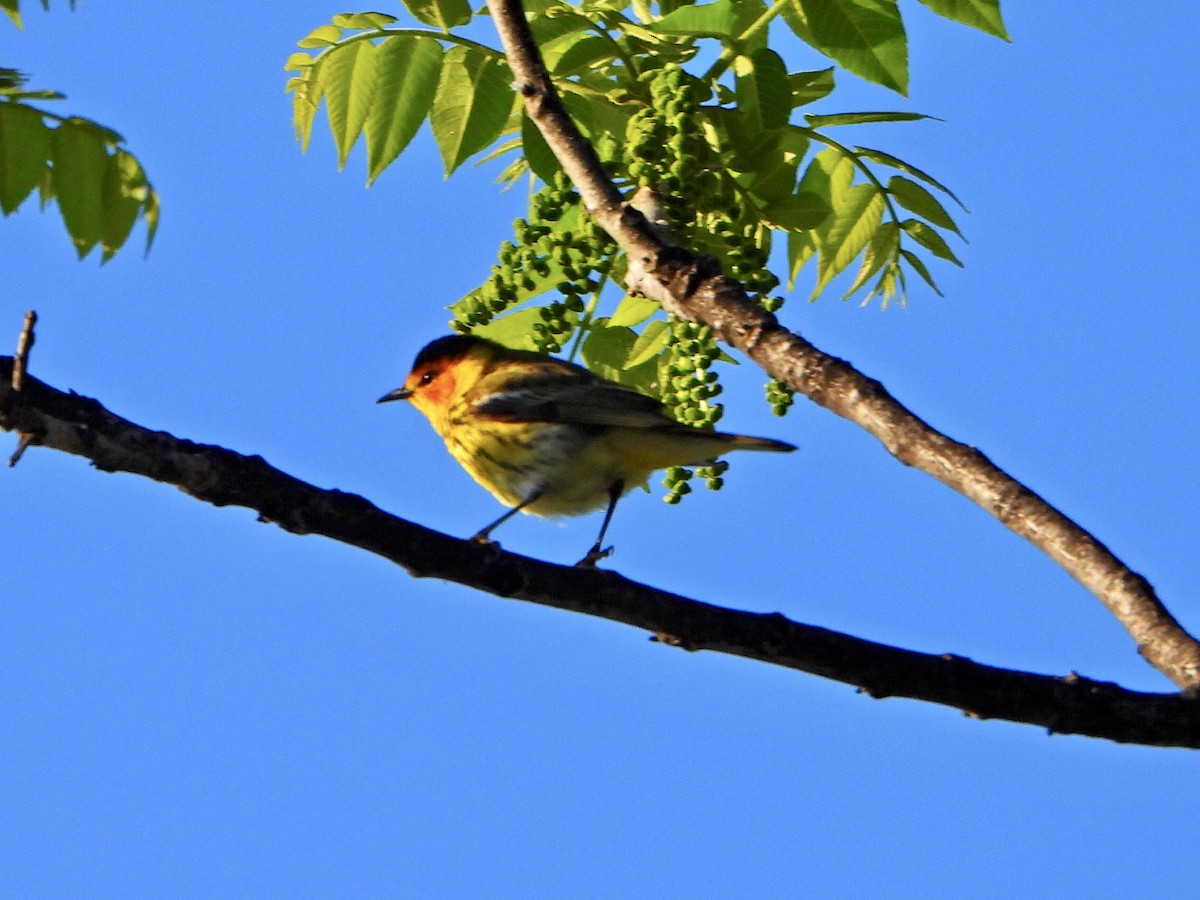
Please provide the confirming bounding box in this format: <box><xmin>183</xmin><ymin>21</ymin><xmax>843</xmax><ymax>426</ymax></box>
<box><xmin>722</xmin><ymin>433</ymin><xmax>797</xmax><ymax>453</ymax></box>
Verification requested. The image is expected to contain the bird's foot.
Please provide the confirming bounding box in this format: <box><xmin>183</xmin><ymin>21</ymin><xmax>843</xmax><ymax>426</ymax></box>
<box><xmin>574</xmin><ymin>544</ymin><xmax>614</xmax><ymax>568</ymax></box>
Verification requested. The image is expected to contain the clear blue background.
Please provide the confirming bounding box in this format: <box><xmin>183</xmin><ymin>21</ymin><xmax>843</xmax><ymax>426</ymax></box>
<box><xmin>3</xmin><ymin>4</ymin><xmax>1198</xmax><ymax>897</ymax></box>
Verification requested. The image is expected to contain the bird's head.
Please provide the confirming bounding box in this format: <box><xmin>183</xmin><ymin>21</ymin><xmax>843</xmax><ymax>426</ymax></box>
<box><xmin>377</xmin><ymin>334</ymin><xmax>497</xmax><ymax>427</ymax></box>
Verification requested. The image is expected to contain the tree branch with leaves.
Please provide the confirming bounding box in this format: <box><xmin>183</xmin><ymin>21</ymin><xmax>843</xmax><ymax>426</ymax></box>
<box><xmin>5</xmin><ymin>0</ymin><xmax>1200</xmax><ymax>746</ymax></box>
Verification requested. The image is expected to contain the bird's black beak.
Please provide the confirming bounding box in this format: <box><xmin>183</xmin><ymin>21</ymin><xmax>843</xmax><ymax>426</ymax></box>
<box><xmin>376</xmin><ymin>387</ymin><xmax>413</xmax><ymax>404</ymax></box>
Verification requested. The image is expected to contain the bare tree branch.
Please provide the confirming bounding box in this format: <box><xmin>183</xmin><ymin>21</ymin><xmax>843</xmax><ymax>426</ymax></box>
<box><xmin>483</xmin><ymin>0</ymin><xmax>1200</xmax><ymax>690</ymax></box>
<box><xmin>3</xmin><ymin>357</ymin><xmax>1200</xmax><ymax>748</ymax></box>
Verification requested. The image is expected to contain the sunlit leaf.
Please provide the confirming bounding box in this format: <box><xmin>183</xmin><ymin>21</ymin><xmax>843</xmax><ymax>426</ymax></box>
<box><xmin>289</xmin><ymin>69</ymin><xmax>324</xmax><ymax>151</ymax></box>
<box><xmin>403</xmin><ymin>0</ymin><xmax>471</xmax><ymax>31</ymax></box>
<box><xmin>915</xmin><ymin>0</ymin><xmax>1008</xmax><ymax>40</ymax></box>
<box><xmin>843</xmin><ymin>219</ymin><xmax>898</xmax><ymax>298</ymax></box>
<box><xmin>790</xmin><ymin>68</ymin><xmax>835</xmax><ymax>107</ymax></box>
<box><xmin>332</xmin><ymin>12</ymin><xmax>398</xmax><ymax>29</ymax></box>
<box><xmin>651</xmin><ymin>0</ymin><xmax>739</xmax><ymax>37</ymax></box>
<box><xmin>900</xmin><ymin>247</ymin><xmax>944</xmax><ymax>295</ymax></box>
<box><xmin>549</xmin><ymin>35</ymin><xmax>618</xmax><ymax>76</ymax></box>
<box><xmin>624</xmin><ymin>319</ymin><xmax>670</xmax><ymax>369</ymax></box>
<box><xmin>324</xmin><ymin>39</ymin><xmax>378</xmax><ymax>169</ymax></box>
<box><xmin>471</xmin><ymin>306</ymin><xmax>547</xmax><ymax>350</ymax></box>
<box><xmin>297</xmin><ymin>23</ymin><xmax>342</xmax><ymax>48</ymax></box>
<box><xmin>735</xmin><ymin>48</ymin><xmax>791</xmax><ymax>131</ymax></box>
<box><xmin>887</xmin><ymin>174</ymin><xmax>960</xmax><ymax>234</ymax></box>
<box><xmin>52</xmin><ymin>119</ymin><xmax>108</xmax><ymax>258</ymax></box>
<box><xmin>902</xmin><ymin>218</ymin><xmax>962</xmax><ymax>265</ymax></box>
<box><xmin>761</xmin><ymin>191</ymin><xmax>830</xmax><ymax>231</ymax></box>
<box><xmin>521</xmin><ymin>113</ymin><xmax>561</xmax><ymax>184</ymax></box>
<box><xmin>855</xmin><ymin>145</ymin><xmax>965</xmax><ymax>208</ymax></box>
<box><xmin>430</xmin><ymin>46</ymin><xmax>513</xmax><ymax>175</ymax></box>
<box><xmin>812</xmin><ymin>182</ymin><xmax>886</xmax><ymax>298</ymax></box>
<box><xmin>365</xmin><ymin>36</ymin><xmax>443</xmax><ymax>184</ymax></box>
<box><xmin>784</xmin><ymin>0</ymin><xmax>908</xmax><ymax>95</ymax></box>
<box><xmin>609</xmin><ymin>294</ymin><xmax>661</xmax><ymax>328</ymax></box>
<box><xmin>805</xmin><ymin>111</ymin><xmax>929</xmax><ymax>127</ymax></box>
<box><xmin>787</xmin><ymin>229</ymin><xmax>817</xmax><ymax>289</ymax></box>
<box><xmin>0</xmin><ymin>102</ymin><xmax>49</xmax><ymax>213</ymax></box>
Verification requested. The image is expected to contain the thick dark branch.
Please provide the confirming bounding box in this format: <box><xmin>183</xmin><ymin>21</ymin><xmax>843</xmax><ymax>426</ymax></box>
<box><xmin>3</xmin><ymin>359</ymin><xmax>1200</xmax><ymax>748</ymax></box>
<box><xmin>483</xmin><ymin>0</ymin><xmax>1200</xmax><ymax>690</ymax></box>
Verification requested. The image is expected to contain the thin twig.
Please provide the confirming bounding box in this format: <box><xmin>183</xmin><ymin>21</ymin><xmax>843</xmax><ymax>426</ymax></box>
<box><xmin>11</xmin><ymin>309</ymin><xmax>37</xmax><ymax>392</ymax></box>
<box><xmin>7</xmin><ymin>310</ymin><xmax>39</xmax><ymax>466</ymax></box>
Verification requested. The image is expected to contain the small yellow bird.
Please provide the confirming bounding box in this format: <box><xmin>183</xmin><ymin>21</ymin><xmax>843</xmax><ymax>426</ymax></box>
<box><xmin>378</xmin><ymin>334</ymin><xmax>795</xmax><ymax>565</ymax></box>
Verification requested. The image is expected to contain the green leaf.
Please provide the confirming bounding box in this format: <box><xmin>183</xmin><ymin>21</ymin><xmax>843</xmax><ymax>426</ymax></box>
<box><xmin>812</xmin><ymin>183</ymin><xmax>886</xmax><ymax>298</ymax></box>
<box><xmin>402</xmin><ymin>0</ymin><xmax>471</xmax><ymax>31</ymax></box>
<box><xmin>787</xmin><ymin>229</ymin><xmax>817</xmax><ymax>290</ymax></box>
<box><xmin>471</xmin><ymin>307</ymin><xmax>547</xmax><ymax>350</ymax></box>
<box><xmin>761</xmin><ymin>191</ymin><xmax>830</xmax><ymax>231</ymax></box>
<box><xmin>900</xmin><ymin>247</ymin><xmax>944</xmax><ymax>295</ymax></box>
<box><xmin>0</xmin><ymin>102</ymin><xmax>50</xmax><ymax>214</ymax></box>
<box><xmin>284</xmin><ymin>52</ymin><xmax>315</xmax><ymax>71</ymax></box>
<box><xmin>364</xmin><ymin>35</ymin><xmax>446</xmax><ymax>183</ymax></box>
<box><xmin>887</xmin><ymin>174</ymin><xmax>960</xmax><ymax>234</ymax></box>
<box><xmin>365</xmin><ymin>36</ymin><xmax>443</xmax><ymax>185</ymax></box>
<box><xmin>624</xmin><ymin>319</ymin><xmax>670</xmax><ymax>369</ymax></box>
<box><xmin>549</xmin><ymin>35</ymin><xmax>618</xmax><ymax>76</ymax></box>
<box><xmin>798</xmin><ymin>146</ymin><xmax>855</xmax><ymax>203</ymax></box>
<box><xmin>608</xmin><ymin>294</ymin><xmax>661</xmax><ymax>328</ymax></box>
<box><xmin>323</xmin><ymin>39</ymin><xmax>378</xmax><ymax>169</ymax></box>
<box><xmin>735</xmin><ymin>48</ymin><xmax>791</xmax><ymax>131</ymax></box>
<box><xmin>652</xmin><ymin>0</ymin><xmax>739</xmax><ymax>37</ymax></box>
<box><xmin>100</xmin><ymin>149</ymin><xmax>142</xmax><ymax>262</ymax></box>
<box><xmin>902</xmin><ymin>218</ymin><xmax>962</xmax><ymax>265</ymax></box>
<box><xmin>528</xmin><ymin>8</ymin><xmax>592</xmax><ymax>46</ymax></box>
<box><xmin>297</xmin><ymin>23</ymin><xmax>343</xmax><ymax>48</ymax></box>
<box><xmin>562</xmin><ymin>90</ymin><xmax>632</xmax><ymax>146</ymax></box>
<box><xmin>332</xmin><ymin>12</ymin><xmax>398</xmax><ymax>29</ymax></box>
<box><xmin>51</xmin><ymin>119</ymin><xmax>108</xmax><ymax>258</ymax></box>
<box><xmin>842</xmin><ymin>219</ymin><xmax>898</xmax><ymax>298</ymax></box>
<box><xmin>521</xmin><ymin>113</ymin><xmax>561</xmax><ymax>184</ymax></box>
<box><xmin>855</xmin><ymin>145</ymin><xmax>964</xmax><ymax>208</ymax></box>
<box><xmin>915</xmin><ymin>0</ymin><xmax>1008</xmax><ymax>40</ymax></box>
<box><xmin>784</xmin><ymin>0</ymin><xmax>908</xmax><ymax>95</ymax></box>
<box><xmin>742</xmin><ymin>140</ymin><xmax>802</xmax><ymax>203</ymax></box>
<box><xmin>430</xmin><ymin>46</ymin><xmax>513</xmax><ymax>175</ymax></box>
<box><xmin>581</xmin><ymin>323</ymin><xmax>660</xmax><ymax>395</ymax></box>
<box><xmin>288</xmin><ymin>68</ymin><xmax>324</xmax><ymax>151</ymax></box>
<box><xmin>581</xmin><ymin>323</ymin><xmax>637</xmax><ymax>380</ymax></box>
<box><xmin>790</xmin><ymin>68</ymin><xmax>835</xmax><ymax>107</ymax></box>
<box><xmin>804</xmin><ymin>110</ymin><xmax>930</xmax><ymax>127</ymax></box>
<box><xmin>2</xmin><ymin>0</ymin><xmax>22</xmax><ymax>28</ymax></box>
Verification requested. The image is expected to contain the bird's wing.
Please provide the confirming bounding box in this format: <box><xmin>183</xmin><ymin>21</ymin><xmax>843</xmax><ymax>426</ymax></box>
<box><xmin>470</xmin><ymin>369</ymin><xmax>677</xmax><ymax>430</ymax></box>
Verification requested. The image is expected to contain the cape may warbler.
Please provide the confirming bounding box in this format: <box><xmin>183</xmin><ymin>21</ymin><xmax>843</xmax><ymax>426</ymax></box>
<box><xmin>378</xmin><ymin>334</ymin><xmax>795</xmax><ymax>565</ymax></box>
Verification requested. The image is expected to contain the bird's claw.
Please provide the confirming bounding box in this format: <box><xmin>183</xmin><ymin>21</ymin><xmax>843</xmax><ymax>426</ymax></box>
<box><xmin>574</xmin><ymin>545</ymin><xmax>613</xmax><ymax>568</ymax></box>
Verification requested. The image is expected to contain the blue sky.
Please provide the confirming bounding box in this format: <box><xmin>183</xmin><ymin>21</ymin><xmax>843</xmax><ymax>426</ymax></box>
<box><xmin>4</xmin><ymin>3</ymin><xmax>1199</xmax><ymax>897</ymax></box>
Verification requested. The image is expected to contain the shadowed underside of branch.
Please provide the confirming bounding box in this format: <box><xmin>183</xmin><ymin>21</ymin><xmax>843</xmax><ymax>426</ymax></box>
<box><xmin>482</xmin><ymin>0</ymin><xmax>1200</xmax><ymax>692</ymax></box>
<box><xmin>3</xmin><ymin>357</ymin><xmax>1200</xmax><ymax>749</ymax></box>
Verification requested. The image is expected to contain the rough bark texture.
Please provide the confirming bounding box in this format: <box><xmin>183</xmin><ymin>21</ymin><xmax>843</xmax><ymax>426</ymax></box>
<box><xmin>3</xmin><ymin>359</ymin><xmax>1200</xmax><ymax>748</ymax></box>
<box><xmin>484</xmin><ymin>0</ymin><xmax>1200</xmax><ymax>690</ymax></box>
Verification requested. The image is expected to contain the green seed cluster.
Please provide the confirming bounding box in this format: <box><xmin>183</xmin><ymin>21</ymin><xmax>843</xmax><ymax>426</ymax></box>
<box><xmin>626</xmin><ymin>65</ymin><xmax>714</xmax><ymax>226</ymax></box>
<box><xmin>765</xmin><ymin>378</ymin><xmax>795</xmax><ymax>416</ymax></box>
<box><xmin>454</xmin><ymin>171</ymin><xmax>612</xmax><ymax>352</ymax></box>
<box><xmin>660</xmin><ymin>319</ymin><xmax>725</xmax><ymax>503</ymax></box>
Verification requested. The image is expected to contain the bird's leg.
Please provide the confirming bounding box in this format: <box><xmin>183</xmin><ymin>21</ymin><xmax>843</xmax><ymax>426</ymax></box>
<box><xmin>471</xmin><ymin>490</ymin><xmax>542</xmax><ymax>544</ymax></box>
<box><xmin>575</xmin><ymin>480</ymin><xmax>623</xmax><ymax>568</ymax></box>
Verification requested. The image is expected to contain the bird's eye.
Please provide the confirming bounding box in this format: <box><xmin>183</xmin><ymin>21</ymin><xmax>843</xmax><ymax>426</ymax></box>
<box><xmin>419</xmin><ymin>371</ymin><xmax>435</xmax><ymax>386</ymax></box>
